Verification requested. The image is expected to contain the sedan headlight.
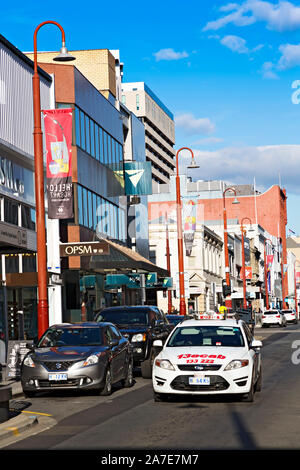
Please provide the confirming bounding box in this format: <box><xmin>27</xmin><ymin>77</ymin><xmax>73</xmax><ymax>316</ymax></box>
<box><xmin>154</xmin><ymin>358</ymin><xmax>175</xmax><ymax>371</ymax></box>
<box><xmin>82</xmin><ymin>354</ymin><xmax>100</xmax><ymax>367</ymax></box>
<box><xmin>224</xmin><ymin>359</ymin><xmax>249</xmax><ymax>371</ymax></box>
<box><xmin>23</xmin><ymin>355</ymin><xmax>35</xmax><ymax>368</ymax></box>
<box><xmin>131</xmin><ymin>333</ymin><xmax>146</xmax><ymax>343</ymax></box>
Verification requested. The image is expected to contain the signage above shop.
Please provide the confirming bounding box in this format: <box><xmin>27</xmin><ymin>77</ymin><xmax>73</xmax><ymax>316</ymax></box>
<box><xmin>60</xmin><ymin>241</ymin><xmax>110</xmax><ymax>257</ymax></box>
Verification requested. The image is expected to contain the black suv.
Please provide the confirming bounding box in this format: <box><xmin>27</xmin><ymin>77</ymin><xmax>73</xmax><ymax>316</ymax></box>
<box><xmin>95</xmin><ymin>306</ymin><xmax>172</xmax><ymax>378</ymax></box>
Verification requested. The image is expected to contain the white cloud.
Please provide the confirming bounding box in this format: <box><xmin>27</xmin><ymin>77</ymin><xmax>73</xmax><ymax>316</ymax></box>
<box><xmin>260</xmin><ymin>61</ymin><xmax>279</xmax><ymax>79</ymax></box>
<box><xmin>220</xmin><ymin>35</ymin><xmax>249</xmax><ymax>53</ymax></box>
<box><xmin>175</xmin><ymin>113</ymin><xmax>216</xmax><ymax>136</ymax></box>
<box><xmin>153</xmin><ymin>48</ymin><xmax>189</xmax><ymax>61</ymax></box>
<box><xmin>277</xmin><ymin>43</ymin><xmax>300</xmax><ymax>70</ymax></box>
<box><xmin>178</xmin><ymin>144</ymin><xmax>300</xmax><ymax>193</ymax></box>
<box><xmin>203</xmin><ymin>1</ymin><xmax>300</xmax><ymax>33</ymax></box>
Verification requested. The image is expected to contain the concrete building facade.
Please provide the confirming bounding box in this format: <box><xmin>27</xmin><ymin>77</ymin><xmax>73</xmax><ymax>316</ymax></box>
<box><xmin>121</xmin><ymin>82</ymin><xmax>175</xmax><ymax>185</ymax></box>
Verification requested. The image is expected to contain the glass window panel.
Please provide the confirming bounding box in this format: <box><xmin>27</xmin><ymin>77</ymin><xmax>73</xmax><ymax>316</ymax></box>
<box><xmin>107</xmin><ymin>134</ymin><xmax>111</xmax><ymax>165</ymax></box>
<box><xmin>95</xmin><ymin>124</ymin><xmax>100</xmax><ymax>161</ymax></box>
<box><xmin>99</xmin><ymin>128</ymin><xmax>103</xmax><ymax>163</ymax></box>
<box><xmin>85</xmin><ymin>115</ymin><xmax>90</xmax><ymax>154</ymax></box>
<box><xmin>111</xmin><ymin>139</ymin><xmax>116</xmax><ymax>165</ymax></box>
<box><xmin>21</xmin><ymin>206</ymin><xmax>36</xmax><ymax>230</ymax></box>
<box><xmin>80</xmin><ymin>111</ymin><xmax>85</xmax><ymax>150</ymax></box>
<box><xmin>75</xmin><ymin>107</ymin><xmax>80</xmax><ymax>147</ymax></box>
<box><xmin>77</xmin><ymin>185</ymin><xmax>83</xmax><ymax>225</ymax></box>
<box><xmin>4</xmin><ymin>199</ymin><xmax>18</xmax><ymax>226</ymax></box>
<box><xmin>103</xmin><ymin>200</ymin><xmax>108</xmax><ymax>235</ymax></box>
<box><xmin>90</xmin><ymin>121</ymin><xmax>95</xmax><ymax>157</ymax></box>
<box><xmin>104</xmin><ymin>132</ymin><xmax>108</xmax><ymax>164</ymax></box>
<box><xmin>96</xmin><ymin>195</ymin><xmax>101</xmax><ymax>233</ymax></box>
<box><xmin>93</xmin><ymin>193</ymin><xmax>97</xmax><ymax>230</ymax></box>
<box><xmin>88</xmin><ymin>190</ymin><xmax>93</xmax><ymax>229</ymax></box>
<box><xmin>82</xmin><ymin>187</ymin><xmax>88</xmax><ymax>227</ymax></box>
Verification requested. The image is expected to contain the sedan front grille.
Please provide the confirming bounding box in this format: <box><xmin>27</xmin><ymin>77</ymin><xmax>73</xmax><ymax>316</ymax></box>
<box><xmin>171</xmin><ymin>375</ymin><xmax>229</xmax><ymax>392</ymax></box>
<box><xmin>177</xmin><ymin>364</ymin><xmax>221</xmax><ymax>372</ymax></box>
<box><xmin>41</xmin><ymin>361</ymin><xmax>75</xmax><ymax>371</ymax></box>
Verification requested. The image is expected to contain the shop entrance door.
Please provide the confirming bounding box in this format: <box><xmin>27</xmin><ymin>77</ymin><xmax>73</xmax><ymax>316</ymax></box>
<box><xmin>7</xmin><ymin>287</ymin><xmax>37</xmax><ymax>341</ymax></box>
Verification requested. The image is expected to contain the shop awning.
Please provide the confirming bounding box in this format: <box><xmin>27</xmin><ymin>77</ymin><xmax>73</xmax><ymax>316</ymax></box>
<box><xmin>89</xmin><ymin>238</ymin><xmax>169</xmax><ymax>277</ymax></box>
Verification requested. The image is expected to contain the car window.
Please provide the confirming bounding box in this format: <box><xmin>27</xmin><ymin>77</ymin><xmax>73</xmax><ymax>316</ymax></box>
<box><xmin>38</xmin><ymin>327</ymin><xmax>103</xmax><ymax>347</ymax></box>
<box><xmin>97</xmin><ymin>309</ymin><xmax>149</xmax><ymax>325</ymax></box>
<box><xmin>167</xmin><ymin>325</ymin><xmax>245</xmax><ymax>347</ymax></box>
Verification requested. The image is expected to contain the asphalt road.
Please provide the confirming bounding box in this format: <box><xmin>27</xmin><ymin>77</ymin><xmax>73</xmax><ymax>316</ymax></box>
<box><xmin>3</xmin><ymin>323</ymin><xmax>300</xmax><ymax>452</ymax></box>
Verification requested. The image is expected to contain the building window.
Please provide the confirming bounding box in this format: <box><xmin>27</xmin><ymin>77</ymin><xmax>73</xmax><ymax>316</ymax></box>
<box><xmin>21</xmin><ymin>206</ymin><xmax>36</xmax><ymax>231</ymax></box>
<box><xmin>121</xmin><ymin>95</ymin><xmax>126</xmax><ymax>105</ymax></box>
<box><xmin>136</xmin><ymin>94</ymin><xmax>140</xmax><ymax>111</ymax></box>
<box><xmin>4</xmin><ymin>198</ymin><xmax>18</xmax><ymax>226</ymax></box>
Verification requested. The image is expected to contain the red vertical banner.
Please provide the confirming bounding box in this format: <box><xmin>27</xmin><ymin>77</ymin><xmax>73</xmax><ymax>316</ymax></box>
<box><xmin>43</xmin><ymin>108</ymin><xmax>73</xmax><ymax>219</ymax></box>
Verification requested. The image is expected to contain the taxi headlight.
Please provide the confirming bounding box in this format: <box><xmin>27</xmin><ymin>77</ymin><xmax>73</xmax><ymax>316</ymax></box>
<box><xmin>224</xmin><ymin>359</ymin><xmax>249</xmax><ymax>371</ymax></box>
<box><xmin>23</xmin><ymin>355</ymin><xmax>35</xmax><ymax>368</ymax></box>
<box><xmin>154</xmin><ymin>359</ymin><xmax>175</xmax><ymax>371</ymax></box>
<box><xmin>131</xmin><ymin>333</ymin><xmax>146</xmax><ymax>342</ymax></box>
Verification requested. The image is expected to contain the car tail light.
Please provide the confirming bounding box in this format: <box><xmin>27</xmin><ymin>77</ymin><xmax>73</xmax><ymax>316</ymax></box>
<box><xmin>262</xmin><ymin>315</ymin><xmax>266</xmax><ymax>318</ymax></box>
<box><xmin>276</xmin><ymin>315</ymin><xmax>280</xmax><ymax>318</ymax></box>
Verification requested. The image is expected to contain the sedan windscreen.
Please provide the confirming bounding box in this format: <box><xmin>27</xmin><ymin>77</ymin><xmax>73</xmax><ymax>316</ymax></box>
<box><xmin>167</xmin><ymin>326</ymin><xmax>245</xmax><ymax>347</ymax></box>
<box><xmin>38</xmin><ymin>327</ymin><xmax>104</xmax><ymax>347</ymax></box>
<box><xmin>97</xmin><ymin>309</ymin><xmax>149</xmax><ymax>325</ymax></box>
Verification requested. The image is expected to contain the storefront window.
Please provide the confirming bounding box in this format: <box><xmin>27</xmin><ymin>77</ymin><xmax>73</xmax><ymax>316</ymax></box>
<box><xmin>4</xmin><ymin>198</ymin><xmax>19</xmax><ymax>226</ymax></box>
<box><xmin>21</xmin><ymin>206</ymin><xmax>35</xmax><ymax>230</ymax></box>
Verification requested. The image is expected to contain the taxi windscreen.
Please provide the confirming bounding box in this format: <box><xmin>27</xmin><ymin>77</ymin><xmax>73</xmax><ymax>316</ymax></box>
<box><xmin>167</xmin><ymin>326</ymin><xmax>245</xmax><ymax>347</ymax></box>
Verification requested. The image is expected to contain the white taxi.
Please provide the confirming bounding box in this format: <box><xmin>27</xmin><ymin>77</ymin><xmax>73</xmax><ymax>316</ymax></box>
<box><xmin>152</xmin><ymin>317</ymin><xmax>262</xmax><ymax>403</ymax></box>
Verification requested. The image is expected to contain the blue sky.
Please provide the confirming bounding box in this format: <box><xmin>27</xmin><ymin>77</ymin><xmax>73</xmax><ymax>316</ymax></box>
<box><xmin>2</xmin><ymin>0</ymin><xmax>300</xmax><ymax>234</ymax></box>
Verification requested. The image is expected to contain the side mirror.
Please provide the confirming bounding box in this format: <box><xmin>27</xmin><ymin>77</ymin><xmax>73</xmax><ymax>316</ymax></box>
<box><xmin>153</xmin><ymin>340</ymin><xmax>163</xmax><ymax>348</ymax></box>
<box><xmin>250</xmin><ymin>339</ymin><xmax>262</xmax><ymax>349</ymax></box>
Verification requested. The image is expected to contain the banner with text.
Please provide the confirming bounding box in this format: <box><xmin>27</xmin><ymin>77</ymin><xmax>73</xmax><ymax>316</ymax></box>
<box><xmin>43</xmin><ymin>108</ymin><xmax>73</xmax><ymax>219</ymax></box>
<box><xmin>182</xmin><ymin>198</ymin><xmax>197</xmax><ymax>256</ymax></box>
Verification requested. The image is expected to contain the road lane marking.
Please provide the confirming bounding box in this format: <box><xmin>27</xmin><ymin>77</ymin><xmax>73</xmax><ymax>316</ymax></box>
<box><xmin>4</xmin><ymin>427</ymin><xmax>19</xmax><ymax>436</ymax></box>
<box><xmin>21</xmin><ymin>410</ymin><xmax>52</xmax><ymax>417</ymax></box>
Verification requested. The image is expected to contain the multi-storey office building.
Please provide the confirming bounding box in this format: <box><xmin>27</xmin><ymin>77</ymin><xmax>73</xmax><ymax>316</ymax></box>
<box><xmin>121</xmin><ymin>82</ymin><xmax>176</xmax><ymax>186</ymax></box>
<box><xmin>37</xmin><ymin>62</ymin><xmax>166</xmax><ymax>324</ymax></box>
<box><xmin>0</xmin><ymin>35</ymin><xmax>52</xmax><ymax>357</ymax></box>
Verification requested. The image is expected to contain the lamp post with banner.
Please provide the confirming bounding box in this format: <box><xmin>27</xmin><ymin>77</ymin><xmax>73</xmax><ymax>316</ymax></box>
<box><xmin>264</xmin><ymin>238</ymin><xmax>273</xmax><ymax>310</ymax></box>
<box><xmin>175</xmin><ymin>147</ymin><xmax>199</xmax><ymax>315</ymax></box>
<box><xmin>240</xmin><ymin>217</ymin><xmax>254</xmax><ymax>309</ymax></box>
<box><xmin>32</xmin><ymin>21</ymin><xmax>75</xmax><ymax>338</ymax></box>
<box><xmin>222</xmin><ymin>187</ymin><xmax>239</xmax><ymax>306</ymax></box>
<box><xmin>294</xmin><ymin>260</ymin><xmax>300</xmax><ymax>320</ymax></box>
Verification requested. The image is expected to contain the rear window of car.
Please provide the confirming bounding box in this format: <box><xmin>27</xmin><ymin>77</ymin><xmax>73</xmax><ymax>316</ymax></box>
<box><xmin>264</xmin><ymin>311</ymin><xmax>279</xmax><ymax>315</ymax></box>
<box><xmin>96</xmin><ymin>309</ymin><xmax>149</xmax><ymax>326</ymax></box>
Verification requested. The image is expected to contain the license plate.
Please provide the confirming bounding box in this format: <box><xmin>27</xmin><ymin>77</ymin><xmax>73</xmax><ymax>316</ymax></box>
<box><xmin>48</xmin><ymin>373</ymin><xmax>68</xmax><ymax>381</ymax></box>
<box><xmin>189</xmin><ymin>377</ymin><xmax>210</xmax><ymax>385</ymax></box>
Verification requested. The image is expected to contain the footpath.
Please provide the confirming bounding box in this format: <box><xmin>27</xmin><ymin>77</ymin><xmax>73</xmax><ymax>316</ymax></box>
<box><xmin>0</xmin><ymin>376</ymin><xmax>40</xmax><ymax>446</ymax></box>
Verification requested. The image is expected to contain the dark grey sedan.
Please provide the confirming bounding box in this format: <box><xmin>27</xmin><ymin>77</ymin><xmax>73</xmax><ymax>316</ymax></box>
<box><xmin>21</xmin><ymin>322</ymin><xmax>133</xmax><ymax>397</ymax></box>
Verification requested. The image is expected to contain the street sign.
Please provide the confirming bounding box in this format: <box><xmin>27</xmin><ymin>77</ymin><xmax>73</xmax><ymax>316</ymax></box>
<box><xmin>145</xmin><ymin>272</ymin><xmax>158</xmax><ymax>288</ymax></box>
<box><xmin>60</xmin><ymin>241</ymin><xmax>109</xmax><ymax>257</ymax></box>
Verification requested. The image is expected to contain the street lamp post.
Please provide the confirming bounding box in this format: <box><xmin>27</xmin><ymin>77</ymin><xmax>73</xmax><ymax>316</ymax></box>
<box><xmin>264</xmin><ymin>238</ymin><xmax>273</xmax><ymax>311</ymax></box>
<box><xmin>165</xmin><ymin>213</ymin><xmax>172</xmax><ymax>314</ymax></box>
<box><xmin>240</xmin><ymin>217</ymin><xmax>253</xmax><ymax>309</ymax></box>
<box><xmin>294</xmin><ymin>260</ymin><xmax>300</xmax><ymax>320</ymax></box>
<box><xmin>222</xmin><ymin>187</ymin><xmax>239</xmax><ymax>306</ymax></box>
<box><xmin>32</xmin><ymin>21</ymin><xmax>75</xmax><ymax>338</ymax></box>
<box><xmin>175</xmin><ymin>147</ymin><xmax>198</xmax><ymax>315</ymax></box>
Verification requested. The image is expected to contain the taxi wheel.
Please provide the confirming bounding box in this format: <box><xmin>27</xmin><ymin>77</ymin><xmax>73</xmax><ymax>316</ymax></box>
<box><xmin>100</xmin><ymin>367</ymin><xmax>112</xmax><ymax>396</ymax></box>
<box><xmin>255</xmin><ymin>368</ymin><xmax>262</xmax><ymax>392</ymax></box>
<box><xmin>241</xmin><ymin>373</ymin><xmax>255</xmax><ymax>402</ymax></box>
